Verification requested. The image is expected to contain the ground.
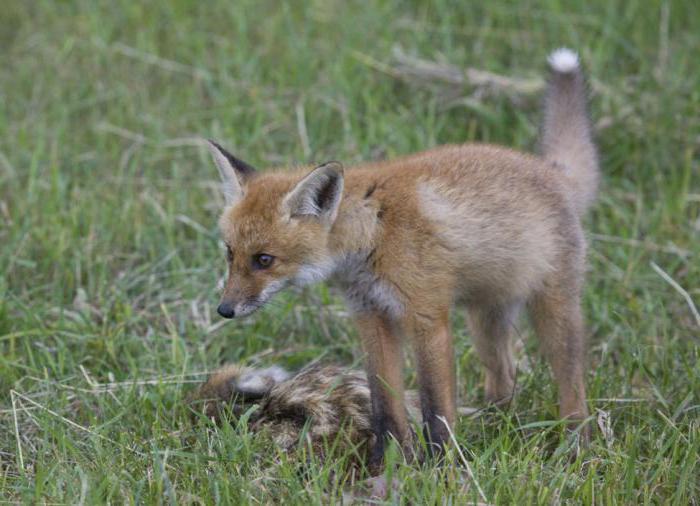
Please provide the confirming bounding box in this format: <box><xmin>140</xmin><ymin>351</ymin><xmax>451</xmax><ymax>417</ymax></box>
<box><xmin>0</xmin><ymin>0</ymin><xmax>698</xmax><ymax>503</ymax></box>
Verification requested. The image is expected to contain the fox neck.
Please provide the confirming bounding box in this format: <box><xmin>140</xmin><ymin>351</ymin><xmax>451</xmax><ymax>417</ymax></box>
<box><xmin>321</xmin><ymin>187</ymin><xmax>406</xmax><ymax>317</ymax></box>
<box><xmin>333</xmin><ymin>200</ymin><xmax>379</xmax><ymax>251</ymax></box>
<box><xmin>301</xmin><ymin>187</ymin><xmax>381</xmax><ymax>283</ymax></box>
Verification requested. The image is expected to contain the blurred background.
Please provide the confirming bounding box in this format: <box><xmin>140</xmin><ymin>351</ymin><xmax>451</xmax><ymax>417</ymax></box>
<box><xmin>1</xmin><ymin>1</ymin><xmax>698</xmax><ymax>503</ymax></box>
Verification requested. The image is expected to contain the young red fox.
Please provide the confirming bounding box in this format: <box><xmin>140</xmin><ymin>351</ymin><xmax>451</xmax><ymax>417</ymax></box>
<box><xmin>207</xmin><ymin>48</ymin><xmax>598</xmax><ymax>468</ymax></box>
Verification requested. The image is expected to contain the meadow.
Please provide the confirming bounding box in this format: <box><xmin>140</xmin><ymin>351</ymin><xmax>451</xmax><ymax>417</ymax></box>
<box><xmin>1</xmin><ymin>0</ymin><xmax>698</xmax><ymax>503</ymax></box>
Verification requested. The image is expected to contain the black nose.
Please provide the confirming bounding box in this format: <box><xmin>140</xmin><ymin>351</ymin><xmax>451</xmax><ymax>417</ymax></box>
<box><xmin>217</xmin><ymin>302</ymin><xmax>236</xmax><ymax>319</ymax></box>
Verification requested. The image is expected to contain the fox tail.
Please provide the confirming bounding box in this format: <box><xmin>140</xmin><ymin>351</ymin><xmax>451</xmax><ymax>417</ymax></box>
<box><xmin>540</xmin><ymin>48</ymin><xmax>599</xmax><ymax>216</ymax></box>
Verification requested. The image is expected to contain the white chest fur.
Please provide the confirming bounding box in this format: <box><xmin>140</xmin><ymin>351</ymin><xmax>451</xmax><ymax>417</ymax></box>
<box><xmin>333</xmin><ymin>253</ymin><xmax>404</xmax><ymax>318</ymax></box>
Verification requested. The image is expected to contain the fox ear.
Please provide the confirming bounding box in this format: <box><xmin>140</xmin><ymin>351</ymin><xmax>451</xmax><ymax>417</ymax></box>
<box><xmin>207</xmin><ymin>140</ymin><xmax>256</xmax><ymax>206</ymax></box>
<box><xmin>283</xmin><ymin>161</ymin><xmax>344</xmax><ymax>225</ymax></box>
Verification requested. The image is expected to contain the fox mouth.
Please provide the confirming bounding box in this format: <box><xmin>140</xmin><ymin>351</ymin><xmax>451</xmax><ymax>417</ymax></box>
<box><xmin>233</xmin><ymin>279</ymin><xmax>289</xmax><ymax>318</ymax></box>
<box><xmin>235</xmin><ymin>299</ymin><xmax>266</xmax><ymax>317</ymax></box>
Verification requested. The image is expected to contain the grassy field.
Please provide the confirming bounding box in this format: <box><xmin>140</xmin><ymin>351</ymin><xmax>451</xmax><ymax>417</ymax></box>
<box><xmin>1</xmin><ymin>0</ymin><xmax>699</xmax><ymax>503</ymax></box>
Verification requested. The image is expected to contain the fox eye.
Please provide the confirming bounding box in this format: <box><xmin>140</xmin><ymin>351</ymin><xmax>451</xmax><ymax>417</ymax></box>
<box><xmin>225</xmin><ymin>246</ymin><xmax>234</xmax><ymax>262</ymax></box>
<box><xmin>253</xmin><ymin>253</ymin><xmax>275</xmax><ymax>270</ymax></box>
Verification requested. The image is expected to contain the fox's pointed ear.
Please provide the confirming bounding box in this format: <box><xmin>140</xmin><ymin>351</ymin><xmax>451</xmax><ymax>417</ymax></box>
<box><xmin>207</xmin><ymin>140</ymin><xmax>256</xmax><ymax>206</ymax></box>
<box><xmin>283</xmin><ymin>161</ymin><xmax>344</xmax><ymax>226</ymax></box>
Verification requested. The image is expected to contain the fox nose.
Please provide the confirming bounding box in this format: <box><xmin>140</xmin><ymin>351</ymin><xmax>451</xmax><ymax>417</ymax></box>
<box><xmin>217</xmin><ymin>302</ymin><xmax>236</xmax><ymax>319</ymax></box>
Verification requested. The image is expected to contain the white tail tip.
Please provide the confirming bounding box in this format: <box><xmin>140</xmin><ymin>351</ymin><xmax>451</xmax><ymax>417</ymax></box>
<box><xmin>548</xmin><ymin>48</ymin><xmax>580</xmax><ymax>73</ymax></box>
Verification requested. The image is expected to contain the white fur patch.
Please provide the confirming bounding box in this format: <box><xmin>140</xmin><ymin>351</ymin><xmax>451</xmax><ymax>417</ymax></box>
<box><xmin>261</xmin><ymin>365</ymin><xmax>292</xmax><ymax>383</ymax></box>
<box><xmin>237</xmin><ymin>366</ymin><xmax>291</xmax><ymax>394</ymax></box>
<box><xmin>335</xmin><ymin>254</ymin><xmax>404</xmax><ymax>318</ymax></box>
<box><xmin>235</xmin><ymin>373</ymin><xmax>268</xmax><ymax>393</ymax></box>
<box><xmin>294</xmin><ymin>259</ymin><xmax>337</xmax><ymax>286</ymax></box>
<box><xmin>548</xmin><ymin>48</ymin><xmax>579</xmax><ymax>73</ymax></box>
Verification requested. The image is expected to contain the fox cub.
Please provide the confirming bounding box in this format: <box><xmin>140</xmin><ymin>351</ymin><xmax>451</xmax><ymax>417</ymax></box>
<box><xmin>206</xmin><ymin>48</ymin><xmax>598</xmax><ymax>468</ymax></box>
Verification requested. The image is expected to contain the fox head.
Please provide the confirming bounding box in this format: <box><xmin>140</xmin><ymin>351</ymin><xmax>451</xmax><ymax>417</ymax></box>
<box><xmin>208</xmin><ymin>141</ymin><xmax>344</xmax><ymax>318</ymax></box>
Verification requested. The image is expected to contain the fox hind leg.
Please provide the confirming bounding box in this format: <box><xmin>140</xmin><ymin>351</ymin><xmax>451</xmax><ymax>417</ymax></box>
<box><xmin>528</xmin><ymin>276</ymin><xmax>590</xmax><ymax>440</ymax></box>
<box><xmin>467</xmin><ymin>302</ymin><xmax>520</xmax><ymax>406</ymax></box>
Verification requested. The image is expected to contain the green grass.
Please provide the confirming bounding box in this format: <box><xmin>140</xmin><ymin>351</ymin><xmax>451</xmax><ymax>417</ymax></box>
<box><xmin>1</xmin><ymin>0</ymin><xmax>698</xmax><ymax>503</ymax></box>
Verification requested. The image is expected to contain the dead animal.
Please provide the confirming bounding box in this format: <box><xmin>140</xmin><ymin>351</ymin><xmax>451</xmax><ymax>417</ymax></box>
<box><xmin>189</xmin><ymin>363</ymin><xmax>423</xmax><ymax>461</ymax></box>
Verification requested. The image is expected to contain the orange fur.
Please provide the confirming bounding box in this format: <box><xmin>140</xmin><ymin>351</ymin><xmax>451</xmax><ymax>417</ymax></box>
<box><xmin>207</xmin><ymin>49</ymin><xmax>598</xmax><ymax>467</ymax></box>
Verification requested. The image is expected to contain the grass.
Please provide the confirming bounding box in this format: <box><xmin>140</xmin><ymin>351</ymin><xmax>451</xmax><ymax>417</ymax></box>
<box><xmin>1</xmin><ymin>0</ymin><xmax>698</xmax><ymax>503</ymax></box>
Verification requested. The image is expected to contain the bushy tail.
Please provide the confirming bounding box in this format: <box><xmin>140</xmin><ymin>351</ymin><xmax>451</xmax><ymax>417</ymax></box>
<box><xmin>540</xmin><ymin>48</ymin><xmax>599</xmax><ymax>216</ymax></box>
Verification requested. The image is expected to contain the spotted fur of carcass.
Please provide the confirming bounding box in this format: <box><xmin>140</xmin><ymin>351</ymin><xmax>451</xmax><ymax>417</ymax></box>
<box><xmin>190</xmin><ymin>363</ymin><xmax>423</xmax><ymax>458</ymax></box>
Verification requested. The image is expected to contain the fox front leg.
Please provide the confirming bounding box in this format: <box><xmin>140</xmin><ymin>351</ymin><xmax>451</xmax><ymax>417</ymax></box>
<box><xmin>407</xmin><ymin>308</ymin><xmax>457</xmax><ymax>458</ymax></box>
<box><xmin>355</xmin><ymin>313</ymin><xmax>411</xmax><ymax>473</ymax></box>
